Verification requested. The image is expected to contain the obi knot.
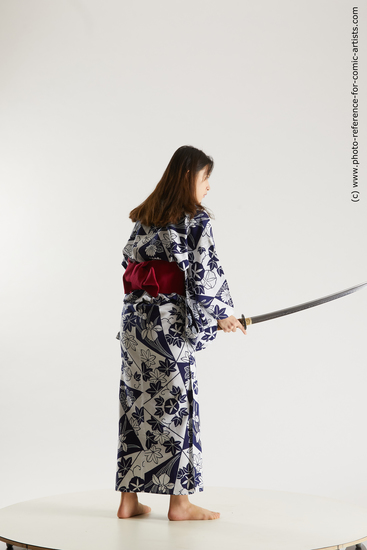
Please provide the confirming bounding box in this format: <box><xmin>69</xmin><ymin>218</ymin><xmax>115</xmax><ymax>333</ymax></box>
<box><xmin>123</xmin><ymin>259</ymin><xmax>185</xmax><ymax>297</ymax></box>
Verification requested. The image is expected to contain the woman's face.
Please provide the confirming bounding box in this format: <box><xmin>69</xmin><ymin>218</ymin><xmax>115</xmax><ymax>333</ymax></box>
<box><xmin>195</xmin><ymin>167</ymin><xmax>211</xmax><ymax>203</ymax></box>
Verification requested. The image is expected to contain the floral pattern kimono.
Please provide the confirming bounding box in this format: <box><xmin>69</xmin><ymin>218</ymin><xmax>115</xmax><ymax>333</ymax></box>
<box><xmin>116</xmin><ymin>210</ymin><xmax>234</xmax><ymax>495</ymax></box>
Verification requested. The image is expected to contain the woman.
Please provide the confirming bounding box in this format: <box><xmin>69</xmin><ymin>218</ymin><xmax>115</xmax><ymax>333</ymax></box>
<box><xmin>116</xmin><ymin>145</ymin><xmax>246</xmax><ymax>521</ymax></box>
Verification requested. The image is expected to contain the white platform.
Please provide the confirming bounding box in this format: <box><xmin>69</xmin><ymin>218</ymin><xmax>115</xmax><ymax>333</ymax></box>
<box><xmin>0</xmin><ymin>487</ymin><xmax>367</xmax><ymax>550</ymax></box>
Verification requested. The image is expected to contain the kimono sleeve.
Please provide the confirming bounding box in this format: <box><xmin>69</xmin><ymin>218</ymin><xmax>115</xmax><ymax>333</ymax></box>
<box><xmin>185</xmin><ymin>212</ymin><xmax>235</xmax><ymax>351</ymax></box>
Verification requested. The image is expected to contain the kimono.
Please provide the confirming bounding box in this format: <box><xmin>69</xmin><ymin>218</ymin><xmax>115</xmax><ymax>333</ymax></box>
<box><xmin>115</xmin><ymin>210</ymin><xmax>234</xmax><ymax>495</ymax></box>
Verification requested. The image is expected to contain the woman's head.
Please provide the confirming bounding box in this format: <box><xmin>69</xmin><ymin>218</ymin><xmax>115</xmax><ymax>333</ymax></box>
<box><xmin>129</xmin><ymin>145</ymin><xmax>214</xmax><ymax>226</ymax></box>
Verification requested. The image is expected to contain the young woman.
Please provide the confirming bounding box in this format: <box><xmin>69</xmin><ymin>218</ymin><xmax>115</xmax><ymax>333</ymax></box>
<box><xmin>116</xmin><ymin>145</ymin><xmax>246</xmax><ymax>521</ymax></box>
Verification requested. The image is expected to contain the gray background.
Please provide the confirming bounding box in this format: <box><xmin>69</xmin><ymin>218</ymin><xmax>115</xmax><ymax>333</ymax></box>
<box><xmin>1</xmin><ymin>0</ymin><xmax>366</xmax><ymax>509</ymax></box>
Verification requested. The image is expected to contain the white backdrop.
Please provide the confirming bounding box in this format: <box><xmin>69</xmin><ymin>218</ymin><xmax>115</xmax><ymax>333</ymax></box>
<box><xmin>1</xmin><ymin>0</ymin><xmax>366</xmax><ymax>510</ymax></box>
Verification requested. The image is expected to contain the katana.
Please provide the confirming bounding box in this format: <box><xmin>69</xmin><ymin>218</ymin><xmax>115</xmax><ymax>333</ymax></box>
<box><xmin>218</xmin><ymin>281</ymin><xmax>367</xmax><ymax>331</ymax></box>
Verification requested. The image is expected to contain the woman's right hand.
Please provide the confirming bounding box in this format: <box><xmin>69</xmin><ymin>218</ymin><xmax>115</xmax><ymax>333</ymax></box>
<box><xmin>217</xmin><ymin>316</ymin><xmax>247</xmax><ymax>335</ymax></box>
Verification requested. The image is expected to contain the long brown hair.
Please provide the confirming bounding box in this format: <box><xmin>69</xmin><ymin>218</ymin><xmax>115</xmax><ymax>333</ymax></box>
<box><xmin>129</xmin><ymin>145</ymin><xmax>214</xmax><ymax>226</ymax></box>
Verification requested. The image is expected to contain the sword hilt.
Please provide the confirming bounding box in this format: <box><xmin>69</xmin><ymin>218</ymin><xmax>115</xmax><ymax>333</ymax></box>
<box><xmin>217</xmin><ymin>314</ymin><xmax>251</xmax><ymax>331</ymax></box>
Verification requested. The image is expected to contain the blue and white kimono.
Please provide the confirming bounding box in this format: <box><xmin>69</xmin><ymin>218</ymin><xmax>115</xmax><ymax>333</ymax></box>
<box><xmin>115</xmin><ymin>210</ymin><xmax>234</xmax><ymax>495</ymax></box>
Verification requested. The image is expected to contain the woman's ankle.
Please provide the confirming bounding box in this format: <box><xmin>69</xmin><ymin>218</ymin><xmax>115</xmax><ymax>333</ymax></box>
<box><xmin>169</xmin><ymin>495</ymin><xmax>189</xmax><ymax>509</ymax></box>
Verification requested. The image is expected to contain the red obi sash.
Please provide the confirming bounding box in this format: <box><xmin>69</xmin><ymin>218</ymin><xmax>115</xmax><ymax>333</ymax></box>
<box><xmin>123</xmin><ymin>259</ymin><xmax>185</xmax><ymax>297</ymax></box>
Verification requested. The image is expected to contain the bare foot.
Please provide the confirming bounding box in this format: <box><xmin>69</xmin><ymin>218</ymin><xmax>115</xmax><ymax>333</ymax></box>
<box><xmin>117</xmin><ymin>492</ymin><xmax>151</xmax><ymax>519</ymax></box>
<box><xmin>168</xmin><ymin>495</ymin><xmax>220</xmax><ymax>521</ymax></box>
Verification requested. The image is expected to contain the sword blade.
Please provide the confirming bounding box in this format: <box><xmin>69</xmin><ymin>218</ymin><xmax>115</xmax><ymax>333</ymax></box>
<box><xmin>242</xmin><ymin>281</ymin><xmax>367</xmax><ymax>327</ymax></box>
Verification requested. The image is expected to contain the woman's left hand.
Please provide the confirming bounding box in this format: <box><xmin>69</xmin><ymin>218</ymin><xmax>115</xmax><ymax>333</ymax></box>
<box><xmin>217</xmin><ymin>316</ymin><xmax>247</xmax><ymax>335</ymax></box>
